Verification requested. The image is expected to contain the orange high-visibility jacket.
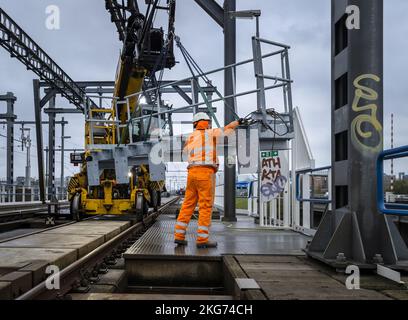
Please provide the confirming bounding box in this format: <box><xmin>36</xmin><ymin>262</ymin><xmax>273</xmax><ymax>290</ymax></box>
<box><xmin>183</xmin><ymin>121</ymin><xmax>239</xmax><ymax>170</ymax></box>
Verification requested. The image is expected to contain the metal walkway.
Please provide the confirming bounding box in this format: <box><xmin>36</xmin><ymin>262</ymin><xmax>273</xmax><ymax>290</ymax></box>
<box><xmin>123</xmin><ymin>215</ymin><xmax>408</xmax><ymax>300</ymax></box>
<box><xmin>124</xmin><ymin>215</ymin><xmax>309</xmax><ymax>258</ymax></box>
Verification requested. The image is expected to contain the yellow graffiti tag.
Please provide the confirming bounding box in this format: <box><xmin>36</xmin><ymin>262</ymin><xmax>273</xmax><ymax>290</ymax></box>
<box><xmin>351</xmin><ymin>74</ymin><xmax>383</xmax><ymax>153</ymax></box>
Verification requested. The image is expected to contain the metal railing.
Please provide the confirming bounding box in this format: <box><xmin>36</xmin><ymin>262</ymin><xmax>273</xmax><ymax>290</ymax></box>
<box><xmin>377</xmin><ymin>145</ymin><xmax>408</xmax><ymax>216</ymax></box>
<box><xmin>85</xmin><ymin>37</ymin><xmax>294</xmax><ymax>146</ymax></box>
<box><xmin>295</xmin><ymin>166</ymin><xmax>332</xmax><ymax>204</ymax></box>
<box><xmin>0</xmin><ymin>184</ymin><xmax>68</xmax><ymax>203</ymax></box>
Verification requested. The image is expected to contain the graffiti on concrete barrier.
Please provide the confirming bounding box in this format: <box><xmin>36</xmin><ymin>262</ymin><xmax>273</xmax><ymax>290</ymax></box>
<box><xmin>260</xmin><ymin>151</ymin><xmax>288</xmax><ymax>202</ymax></box>
<box><xmin>351</xmin><ymin>74</ymin><xmax>383</xmax><ymax>153</ymax></box>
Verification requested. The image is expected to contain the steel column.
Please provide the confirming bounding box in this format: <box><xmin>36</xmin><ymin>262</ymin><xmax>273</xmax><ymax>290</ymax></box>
<box><xmin>195</xmin><ymin>0</ymin><xmax>237</xmax><ymax>221</ymax></box>
<box><xmin>23</xmin><ymin>128</ymin><xmax>32</xmax><ymax>187</ymax></box>
<box><xmin>348</xmin><ymin>0</ymin><xmax>383</xmax><ymax>260</ymax></box>
<box><xmin>60</xmin><ymin>118</ymin><xmax>65</xmax><ymax>200</ymax></box>
<box><xmin>6</xmin><ymin>94</ymin><xmax>15</xmax><ymax>197</ymax></box>
<box><xmin>0</xmin><ymin>93</ymin><xmax>17</xmax><ymax>202</ymax></box>
<box><xmin>25</xmin><ymin>139</ymin><xmax>31</xmax><ymax>188</ymax></box>
<box><xmin>33</xmin><ymin>80</ymin><xmax>46</xmax><ymax>203</ymax></box>
<box><xmin>45</xmin><ymin>147</ymin><xmax>49</xmax><ymax>196</ymax></box>
<box><xmin>222</xmin><ymin>0</ymin><xmax>237</xmax><ymax>222</ymax></box>
<box><xmin>306</xmin><ymin>0</ymin><xmax>408</xmax><ymax>268</ymax></box>
<box><xmin>47</xmin><ymin>95</ymin><xmax>56</xmax><ymax>201</ymax></box>
<box><xmin>193</xmin><ymin>0</ymin><xmax>224</xmax><ymax>28</ymax></box>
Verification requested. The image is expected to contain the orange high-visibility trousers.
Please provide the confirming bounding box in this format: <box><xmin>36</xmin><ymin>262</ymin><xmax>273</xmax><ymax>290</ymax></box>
<box><xmin>174</xmin><ymin>167</ymin><xmax>216</xmax><ymax>244</ymax></box>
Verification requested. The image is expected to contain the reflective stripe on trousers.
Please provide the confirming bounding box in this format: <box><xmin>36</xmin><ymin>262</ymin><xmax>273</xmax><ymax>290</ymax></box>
<box><xmin>197</xmin><ymin>225</ymin><xmax>210</xmax><ymax>243</ymax></box>
<box><xmin>174</xmin><ymin>167</ymin><xmax>215</xmax><ymax>244</ymax></box>
<box><xmin>174</xmin><ymin>221</ymin><xmax>188</xmax><ymax>240</ymax></box>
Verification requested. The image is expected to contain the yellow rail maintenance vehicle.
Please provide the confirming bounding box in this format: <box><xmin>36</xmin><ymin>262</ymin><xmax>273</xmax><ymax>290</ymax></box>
<box><xmin>68</xmin><ymin>0</ymin><xmax>176</xmax><ymax>221</ymax></box>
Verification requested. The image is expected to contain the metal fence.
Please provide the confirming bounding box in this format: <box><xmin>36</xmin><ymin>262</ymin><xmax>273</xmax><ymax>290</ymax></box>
<box><xmin>294</xmin><ymin>166</ymin><xmax>332</xmax><ymax>234</ymax></box>
<box><xmin>0</xmin><ymin>184</ymin><xmax>68</xmax><ymax>203</ymax></box>
<box><xmin>377</xmin><ymin>145</ymin><xmax>408</xmax><ymax>216</ymax></box>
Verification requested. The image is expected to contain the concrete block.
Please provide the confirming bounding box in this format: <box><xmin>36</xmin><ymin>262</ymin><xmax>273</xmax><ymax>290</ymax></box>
<box><xmin>0</xmin><ymin>271</ymin><xmax>32</xmax><ymax>299</ymax></box>
<box><xmin>0</xmin><ymin>248</ymin><xmax>77</xmax><ymax>270</ymax></box>
<box><xmin>0</xmin><ymin>282</ymin><xmax>11</xmax><ymax>300</ymax></box>
<box><xmin>0</xmin><ymin>234</ymin><xmax>105</xmax><ymax>258</ymax></box>
<box><xmin>19</xmin><ymin>260</ymin><xmax>50</xmax><ymax>287</ymax></box>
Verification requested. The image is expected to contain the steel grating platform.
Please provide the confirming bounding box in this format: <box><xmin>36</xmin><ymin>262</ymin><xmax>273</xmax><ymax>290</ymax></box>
<box><xmin>123</xmin><ymin>215</ymin><xmax>309</xmax><ymax>288</ymax></box>
<box><xmin>122</xmin><ymin>215</ymin><xmax>408</xmax><ymax>299</ymax></box>
<box><xmin>124</xmin><ymin>215</ymin><xmax>309</xmax><ymax>259</ymax></box>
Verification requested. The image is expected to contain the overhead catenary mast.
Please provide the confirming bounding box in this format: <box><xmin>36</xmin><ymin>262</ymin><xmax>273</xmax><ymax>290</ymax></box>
<box><xmin>391</xmin><ymin>113</ymin><xmax>394</xmax><ymax>191</ymax></box>
<box><xmin>20</xmin><ymin>127</ymin><xmax>31</xmax><ymax>187</ymax></box>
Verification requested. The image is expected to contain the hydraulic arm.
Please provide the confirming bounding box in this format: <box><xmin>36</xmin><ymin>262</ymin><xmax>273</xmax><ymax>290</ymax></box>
<box><xmin>69</xmin><ymin>0</ymin><xmax>176</xmax><ymax>220</ymax></box>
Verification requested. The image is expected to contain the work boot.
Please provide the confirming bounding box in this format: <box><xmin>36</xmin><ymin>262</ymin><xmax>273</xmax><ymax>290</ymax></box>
<box><xmin>196</xmin><ymin>241</ymin><xmax>218</xmax><ymax>249</ymax></box>
<box><xmin>175</xmin><ymin>239</ymin><xmax>188</xmax><ymax>246</ymax></box>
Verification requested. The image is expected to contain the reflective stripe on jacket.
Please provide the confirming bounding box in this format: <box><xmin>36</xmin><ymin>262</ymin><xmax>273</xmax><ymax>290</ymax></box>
<box><xmin>183</xmin><ymin>121</ymin><xmax>239</xmax><ymax>169</ymax></box>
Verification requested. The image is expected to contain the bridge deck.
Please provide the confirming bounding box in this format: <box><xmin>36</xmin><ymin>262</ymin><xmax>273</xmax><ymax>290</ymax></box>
<box><xmin>123</xmin><ymin>214</ymin><xmax>408</xmax><ymax>300</ymax></box>
<box><xmin>124</xmin><ymin>215</ymin><xmax>308</xmax><ymax>258</ymax></box>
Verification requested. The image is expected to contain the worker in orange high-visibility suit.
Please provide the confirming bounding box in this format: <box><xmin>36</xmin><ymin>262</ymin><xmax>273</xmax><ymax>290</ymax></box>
<box><xmin>174</xmin><ymin>112</ymin><xmax>245</xmax><ymax>248</ymax></box>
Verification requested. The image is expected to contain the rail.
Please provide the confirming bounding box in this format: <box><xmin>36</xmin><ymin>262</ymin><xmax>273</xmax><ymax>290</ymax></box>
<box><xmin>377</xmin><ymin>145</ymin><xmax>408</xmax><ymax>216</ymax></box>
<box><xmin>17</xmin><ymin>196</ymin><xmax>180</xmax><ymax>300</ymax></box>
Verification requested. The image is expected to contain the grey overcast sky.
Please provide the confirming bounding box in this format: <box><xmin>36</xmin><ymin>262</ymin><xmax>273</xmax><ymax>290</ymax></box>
<box><xmin>0</xmin><ymin>0</ymin><xmax>407</xmax><ymax>180</ymax></box>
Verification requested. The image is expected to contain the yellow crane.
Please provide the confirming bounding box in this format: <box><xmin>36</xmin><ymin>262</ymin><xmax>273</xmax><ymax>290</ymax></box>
<box><xmin>68</xmin><ymin>0</ymin><xmax>176</xmax><ymax>220</ymax></box>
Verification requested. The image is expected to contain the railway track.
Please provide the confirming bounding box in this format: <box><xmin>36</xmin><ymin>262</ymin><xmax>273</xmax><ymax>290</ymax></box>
<box><xmin>16</xmin><ymin>196</ymin><xmax>180</xmax><ymax>300</ymax></box>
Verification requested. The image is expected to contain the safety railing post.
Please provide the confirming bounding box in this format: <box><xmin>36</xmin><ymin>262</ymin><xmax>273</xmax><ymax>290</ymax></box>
<box><xmin>252</xmin><ymin>36</ymin><xmax>267</xmax><ymax>122</ymax></box>
<box><xmin>156</xmin><ymin>90</ymin><xmax>163</xmax><ymax>140</ymax></box>
<box><xmin>126</xmin><ymin>98</ymin><xmax>133</xmax><ymax>144</ymax></box>
<box><xmin>283</xmin><ymin>184</ymin><xmax>290</xmax><ymax>228</ymax></box>
<box><xmin>284</xmin><ymin>49</ymin><xmax>294</xmax><ymax>132</ymax></box>
<box><xmin>114</xmin><ymin>99</ymin><xmax>121</xmax><ymax>144</ymax></box>
<box><xmin>87</xmin><ymin>98</ymin><xmax>95</xmax><ymax>146</ymax></box>
<box><xmin>295</xmin><ymin>166</ymin><xmax>332</xmax><ymax>231</ymax></box>
<box><xmin>281</xmin><ymin>52</ymin><xmax>288</xmax><ymax>113</ymax></box>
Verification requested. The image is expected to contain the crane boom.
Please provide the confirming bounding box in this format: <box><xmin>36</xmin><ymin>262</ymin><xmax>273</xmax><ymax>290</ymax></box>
<box><xmin>105</xmin><ymin>0</ymin><xmax>176</xmax><ymax>141</ymax></box>
<box><xmin>68</xmin><ymin>1</ymin><xmax>177</xmax><ymax>220</ymax></box>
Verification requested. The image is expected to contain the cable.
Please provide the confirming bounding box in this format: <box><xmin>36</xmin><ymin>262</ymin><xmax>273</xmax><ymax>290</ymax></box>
<box><xmin>242</xmin><ymin>108</ymin><xmax>290</xmax><ymax>142</ymax></box>
<box><xmin>0</xmin><ymin>133</ymin><xmax>23</xmax><ymax>144</ymax></box>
